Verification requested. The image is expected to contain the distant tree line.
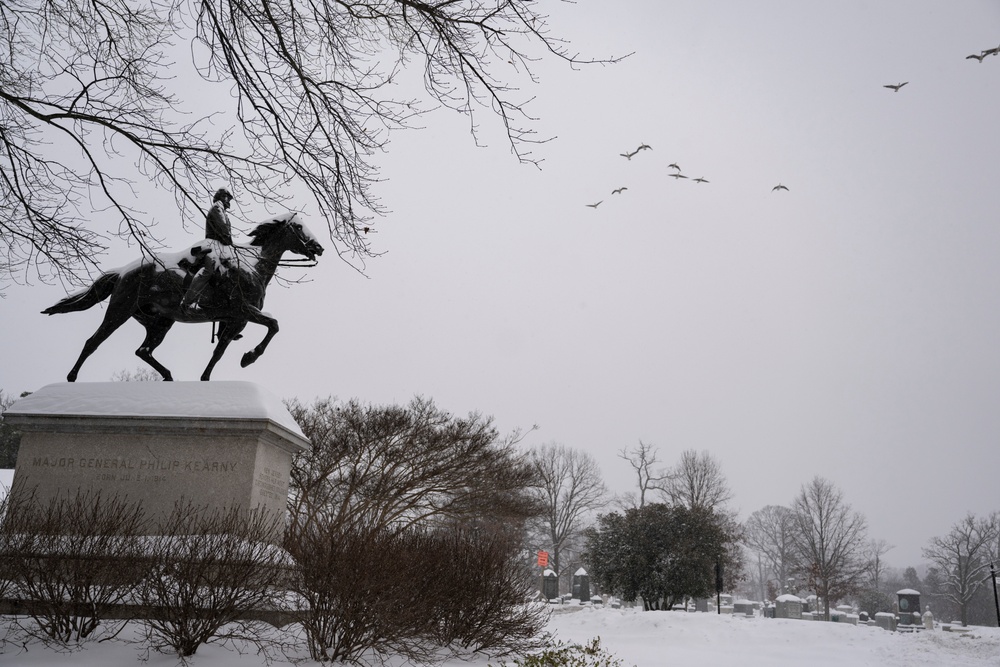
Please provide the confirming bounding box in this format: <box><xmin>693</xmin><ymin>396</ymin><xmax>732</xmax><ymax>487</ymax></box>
<box><xmin>742</xmin><ymin>480</ymin><xmax>1000</xmax><ymax>627</ymax></box>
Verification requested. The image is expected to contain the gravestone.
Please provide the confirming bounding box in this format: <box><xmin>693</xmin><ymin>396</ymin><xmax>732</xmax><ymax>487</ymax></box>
<box><xmin>572</xmin><ymin>567</ymin><xmax>590</xmax><ymax>601</ymax></box>
<box><xmin>4</xmin><ymin>381</ymin><xmax>309</xmax><ymax>541</ymax></box>
<box><xmin>774</xmin><ymin>594</ymin><xmax>803</xmax><ymax>619</ymax></box>
<box><xmin>875</xmin><ymin>611</ymin><xmax>897</xmax><ymax>631</ymax></box>
<box><xmin>542</xmin><ymin>569</ymin><xmax>559</xmax><ymax>600</ymax></box>
<box><xmin>896</xmin><ymin>588</ymin><xmax>921</xmax><ymax>625</ymax></box>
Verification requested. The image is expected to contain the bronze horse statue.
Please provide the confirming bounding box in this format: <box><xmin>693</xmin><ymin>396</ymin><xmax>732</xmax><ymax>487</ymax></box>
<box><xmin>43</xmin><ymin>212</ymin><xmax>324</xmax><ymax>381</ymax></box>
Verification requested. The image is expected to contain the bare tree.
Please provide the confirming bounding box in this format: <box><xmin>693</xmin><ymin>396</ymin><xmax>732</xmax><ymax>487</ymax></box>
<box><xmin>529</xmin><ymin>442</ymin><xmax>608</xmax><ymax>581</ymax></box>
<box><xmin>923</xmin><ymin>512</ymin><xmax>1000</xmax><ymax>626</ymax></box>
<box><xmin>743</xmin><ymin>505</ymin><xmax>797</xmax><ymax>596</ymax></box>
<box><xmin>857</xmin><ymin>538</ymin><xmax>895</xmax><ymax>616</ymax></box>
<box><xmin>863</xmin><ymin>539</ymin><xmax>894</xmax><ymax>591</ymax></box>
<box><xmin>617</xmin><ymin>440</ymin><xmax>669</xmax><ymax>509</ymax></box>
<box><xmin>790</xmin><ymin>477</ymin><xmax>868</xmax><ymax>621</ymax></box>
<box><xmin>285</xmin><ymin>395</ymin><xmax>540</xmax><ymax>539</ymax></box>
<box><xmin>663</xmin><ymin>449</ymin><xmax>733</xmax><ymax>511</ymax></box>
<box><xmin>1</xmin><ymin>0</ymin><xmax>626</xmax><ymax>287</ymax></box>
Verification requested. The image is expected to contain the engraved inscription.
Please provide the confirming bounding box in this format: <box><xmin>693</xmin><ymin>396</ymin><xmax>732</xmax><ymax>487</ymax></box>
<box><xmin>255</xmin><ymin>466</ymin><xmax>285</xmax><ymax>501</ymax></box>
<box><xmin>30</xmin><ymin>456</ymin><xmax>237</xmax><ymax>484</ymax></box>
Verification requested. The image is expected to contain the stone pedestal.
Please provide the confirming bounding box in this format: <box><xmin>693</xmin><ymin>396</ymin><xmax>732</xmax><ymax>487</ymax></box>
<box><xmin>4</xmin><ymin>382</ymin><xmax>309</xmax><ymax>537</ymax></box>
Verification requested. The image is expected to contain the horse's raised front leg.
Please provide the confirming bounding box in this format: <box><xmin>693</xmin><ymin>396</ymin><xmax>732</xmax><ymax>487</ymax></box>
<box><xmin>134</xmin><ymin>317</ymin><xmax>176</xmax><ymax>381</ymax></box>
<box><xmin>240</xmin><ymin>310</ymin><xmax>278</xmax><ymax>368</ymax></box>
<box><xmin>201</xmin><ymin>320</ymin><xmax>248</xmax><ymax>381</ymax></box>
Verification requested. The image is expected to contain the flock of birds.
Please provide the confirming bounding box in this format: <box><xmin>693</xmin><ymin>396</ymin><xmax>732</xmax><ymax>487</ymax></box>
<box><xmin>584</xmin><ymin>142</ymin><xmax>788</xmax><ymax>209</ymax></box>
<box><xmin>585</xmin><ymin>42</ymin><xmax>1000</xmax><ymax>210</ymax></box>
<box><xmin>882</xmin><ymin>45</ymin><xmax>998</xmax><ymax>95</ymax></box>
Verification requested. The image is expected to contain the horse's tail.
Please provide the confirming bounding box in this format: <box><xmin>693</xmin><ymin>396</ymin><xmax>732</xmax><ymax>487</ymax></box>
<box><xmin>42</xmin><ymin>273</ymin><xmax>119</xmax><ymax>315</ymax></box>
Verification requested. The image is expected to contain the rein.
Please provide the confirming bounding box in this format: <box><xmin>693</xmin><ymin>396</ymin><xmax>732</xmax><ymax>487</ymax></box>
<box><xmin>277</xmin><ymin>257</ymin><xmax>318</xmax><ymax>268</ymax></box>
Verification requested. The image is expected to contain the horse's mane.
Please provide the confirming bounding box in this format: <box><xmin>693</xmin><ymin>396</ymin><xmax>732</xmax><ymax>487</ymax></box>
<box><xmin>247</xmin><ymin>212</ymin><xmax>299</xmax><ymax>247</ymax></box>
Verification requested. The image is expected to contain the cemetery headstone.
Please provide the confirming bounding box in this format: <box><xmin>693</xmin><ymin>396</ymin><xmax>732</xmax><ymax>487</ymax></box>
<box><xmin>896</xmin><ymin>589</ymin><xmax>921</xmax><ymax>626</ymax></box>
<box><xmin>542</xmin><ymin>569</ymin><xmax>559</xmax><ymax>600</ymax></box>
<box><xmin>572</xmin><ymin>567</ymin><xmax>590</xmax><ymax>601</ymax></box>
<box><xmin>774</xmin><ymin>594</ymin><xmax>803</xmax><ymax>620</ymax></box>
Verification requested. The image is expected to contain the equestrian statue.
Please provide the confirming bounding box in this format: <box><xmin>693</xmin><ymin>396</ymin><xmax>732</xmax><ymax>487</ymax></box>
<box><xmin>42</xmin><ymin>209</ymin><xmax>324</xmax><ymax>382</ymax></box>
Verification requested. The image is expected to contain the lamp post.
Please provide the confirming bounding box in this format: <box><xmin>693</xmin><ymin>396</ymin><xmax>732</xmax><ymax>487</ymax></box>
<box><xmin>990</xmin><ymin>562</ymin><xmax>1000</xmax><ymax>627</ymax></box>
<box><xmin>715</xmin><ymin>559</ymin><xmax>724</xmax><ymax>615</ymax></box>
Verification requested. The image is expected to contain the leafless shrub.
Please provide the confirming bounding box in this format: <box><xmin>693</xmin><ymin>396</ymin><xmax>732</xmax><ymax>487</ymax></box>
<box><xmin>133</xmin><ymin>504</ymin><xmax>293</xmax><ymax>661</ymax></box>
<box><xmin>424</xmin><ymin>528</ymin><xmax>548</xmax><ymax>657</ymax></box>
<box><xmin>285</xmin><ymin>396</ymin><xmax>541</xmax><ymax>541</ymax></box>
<box><xmin>1</xmin><ymin>487</ymin><xmax>149</xmax><ymax>647</ymax></box>
<box><xmin>0</xmin><ymin>489</ymin><xmax>14</xmax><ymax>601</ymax></box>
<box><xmin>287</xmin><ymin>521</ymin><xmax>547</xmax><ymax>665</ymax></box>
<box><xmin>286</xmin><ymin>521</ymin><xmax>435</xmax><ymax>665</ymax></box>
<box><xmin>283</xmin><ymin>396</ymin><xmax>550</xmax><ymax>664</ymax></box>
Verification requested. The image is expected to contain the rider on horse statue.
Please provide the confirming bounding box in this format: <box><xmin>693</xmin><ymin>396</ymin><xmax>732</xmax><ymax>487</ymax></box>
<box><xmin>180</xmin><ymin>188</ymin><xmax>235</xmax><ymax>315</ymax></box>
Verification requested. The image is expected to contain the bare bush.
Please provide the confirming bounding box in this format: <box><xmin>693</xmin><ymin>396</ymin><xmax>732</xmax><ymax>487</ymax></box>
<box><xmin>425</xmin><ymin>528</ymin><xmax>548</xmax><ymax>657</ymax></box>
<box><xmin>285</xmin><ymin>396</ymin><xmax>541</xmax><ymax>539</ymax></box>
<box><xmin>0</xmin><ymin>490</ymin><xmax>14</xmax><ymax>601</ymax></box>
<box><xmin>1</xmin><ymin>487</ymin><xmax>149</xmax><ymax>646</ymax></box>
<box><xmin>287</xmin><ymin>521</ymin><xmax>434</xmax><ymax>664</ymax></box>
<box><xmin>287</xmin><ymin>520</ymin><xmax>547</xmax><ymax>664</ymax></box>
<box><xmin>133</xmin><ymin>504</ymin><xmax>292</xmax><ymax>660</ymax></box>
<box><xmin>284</xmin><ymin>397</ymin><xmax>548</xmax><ymax>664</ymax></box>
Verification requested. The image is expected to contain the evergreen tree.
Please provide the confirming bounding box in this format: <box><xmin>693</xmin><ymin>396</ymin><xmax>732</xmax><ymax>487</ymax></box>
<box><xmin>585</xmin><ymin>503</ymin><xmax>736</xmax><ymax>610</ymax></box>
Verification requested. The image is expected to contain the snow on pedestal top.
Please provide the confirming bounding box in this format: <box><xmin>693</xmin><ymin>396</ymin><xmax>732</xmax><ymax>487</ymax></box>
<box><xmin>4</xmin><ymin>381</ymin><xmax>305</xmax><ymax>438</ymax></box>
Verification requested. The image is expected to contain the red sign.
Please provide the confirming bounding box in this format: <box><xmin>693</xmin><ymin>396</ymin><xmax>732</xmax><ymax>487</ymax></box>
<box><xmin>537</xmin><ymin>550</ymin><xmax>549</xmax><ymax>567</ymax></box>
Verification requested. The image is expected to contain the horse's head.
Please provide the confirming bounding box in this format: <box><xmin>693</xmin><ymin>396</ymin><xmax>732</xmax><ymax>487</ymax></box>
<box><xmin>249</xmin><ymin>212</ymin><xmax>325</xmax><ymax>261</ymax></box>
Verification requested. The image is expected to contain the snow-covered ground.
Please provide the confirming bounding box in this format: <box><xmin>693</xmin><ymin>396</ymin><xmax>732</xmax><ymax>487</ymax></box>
<box><xmin>3</xmin><ymin>605</ymin><xmax>998</xmax><ymax>667</ymax></box>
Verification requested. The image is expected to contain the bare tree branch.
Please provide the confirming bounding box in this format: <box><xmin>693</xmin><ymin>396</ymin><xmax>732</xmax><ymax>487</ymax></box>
<box><xmin>662</xmin><ymin>449</ymin><xmax>733</xmax><ymax>511</ymax></box>
<box><xmin>0</xmin><ymin>0</ymin><xmax>628</xmax><ymax>289</ymax></box>
<box><xmin>617</xmin><ymin>439</ymin><xmax>670</xmax><ymax>509</ymax></box>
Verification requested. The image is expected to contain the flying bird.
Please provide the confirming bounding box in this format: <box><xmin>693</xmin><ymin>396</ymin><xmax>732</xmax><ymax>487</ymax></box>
<box><xmin>668</xmin><ymin>163</ymin><xmax>681</xmax><ymax>171</ymax></box>
<box><xmin>669</xmin><ymin>173</ymin><xmax>688</xmax><ymax>180</ymax></box>
<box><xmin>612</xmin><ymin>187</ymin><xmax>628</xmax><ymax>195</ymax></box>
<box><xmin>693</xmin><ymin>177</ymin><xmax>709</xmax><ymax>184</ymax></box>
<box><xmin>772</xmin><ymin>183</ymin><xmax>789</xmax><ymax>192</ymax></box>
<box><xmin>585</xmin><ymin>201</ymin><xmax>603</xmax><ymax>208</ymax></box>
<box><xmin>883</xmin><ymin>82</ymin><xmax>908</xmax><ymax>92</ymax></box>
<box><xmin>622</xmin><ymin>144</ymin><xmax>652</xmax><ymax>160</ymax></box>
<box><xmin>967</xmin><ymin>53</ymin><xmax>987</xmax><ymax>62</ymax></box>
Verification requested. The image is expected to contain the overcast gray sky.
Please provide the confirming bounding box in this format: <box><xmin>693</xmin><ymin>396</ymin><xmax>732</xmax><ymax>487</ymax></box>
<box><xmin>4</xmin><ymin>1</ymin><xmax>1000</xmax><ymax>568</ymax></box>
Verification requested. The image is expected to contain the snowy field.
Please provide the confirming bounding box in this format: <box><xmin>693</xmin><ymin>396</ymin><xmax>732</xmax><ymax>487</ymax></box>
<box><xmin>2</xmin><ymin>605</ymin><xmax>999</xmax><ymax>667</ymax></box>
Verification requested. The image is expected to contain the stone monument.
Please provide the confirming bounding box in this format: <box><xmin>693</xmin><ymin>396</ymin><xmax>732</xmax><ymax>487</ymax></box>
<box><xmin>896</xmin><ymin>588</ymin><xmax>921</xmax><ymax>626</ymax></box>
<box><xmin>4</xmin><ymin>381</ymin><xmax>309</xmax><ymax>541</ymax></box>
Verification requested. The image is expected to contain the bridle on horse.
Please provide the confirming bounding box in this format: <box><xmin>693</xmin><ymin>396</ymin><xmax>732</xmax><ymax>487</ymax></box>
<box><xmin>277</xmin><ymin>221</ymin><xmax>319</xmax><ymax>268</ymax></box>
